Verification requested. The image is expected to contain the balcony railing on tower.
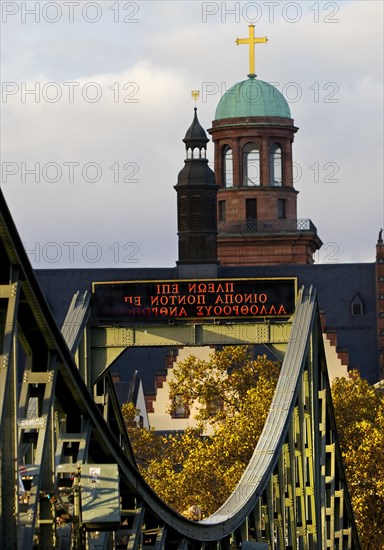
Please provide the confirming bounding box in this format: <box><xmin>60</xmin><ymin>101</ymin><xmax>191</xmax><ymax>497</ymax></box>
<box><xmin>218</xmin><ymin>218</ymin><xmax>318</xmax><ymax>235</ymax></box>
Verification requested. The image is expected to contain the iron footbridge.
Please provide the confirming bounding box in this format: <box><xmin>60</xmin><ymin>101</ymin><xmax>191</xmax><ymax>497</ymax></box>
<box><xmin>0</xmin><ymin>189</ymin><xmax>360</xmax><ymax>549</ymax></box>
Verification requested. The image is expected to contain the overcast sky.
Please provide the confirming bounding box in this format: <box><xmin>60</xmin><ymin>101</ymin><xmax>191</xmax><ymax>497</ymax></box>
<box><xmin>1</xmin><ymin>0</ymin><xmax>383</xmax><ymax>268</ymax></box>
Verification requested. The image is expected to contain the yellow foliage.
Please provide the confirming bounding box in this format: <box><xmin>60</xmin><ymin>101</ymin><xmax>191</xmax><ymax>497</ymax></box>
<box><xmin>122</xmin><ymin>355</ymin><xmax>384</xmax><ymax>545</ymax></box>
<box><xmin>122</xmin><ymin>346</ymin><xmax>280</xmax><ymax>517</ymax></box>
<box><xmin>332</xmin><ymin>371</ymin><xmax>384</xmax><ymax>549</ymax></box>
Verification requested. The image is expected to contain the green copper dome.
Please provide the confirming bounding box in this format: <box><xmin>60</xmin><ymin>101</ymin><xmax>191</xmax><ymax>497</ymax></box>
<box><xmin>215</xmin><ymin>77</ymin><xmax>291</xmax><ymax>120</ymax></box>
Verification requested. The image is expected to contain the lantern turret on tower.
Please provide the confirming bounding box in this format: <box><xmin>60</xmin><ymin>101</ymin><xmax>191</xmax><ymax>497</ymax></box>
<box><xmin>175</xmin><ymin>107</ymin><xmax>218</xmax><ymax>272</ymax></box>
<box><xmin>209</xmin><ymin>25</ymin><xmax>322</xmax><ymax>265</ymax></box>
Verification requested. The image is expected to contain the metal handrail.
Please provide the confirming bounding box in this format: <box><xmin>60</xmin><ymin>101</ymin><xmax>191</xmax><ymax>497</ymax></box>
<box><xmin>218</xmin><ymin>218</ymin><xmax>318</xmax><ymax>234</ymax></box>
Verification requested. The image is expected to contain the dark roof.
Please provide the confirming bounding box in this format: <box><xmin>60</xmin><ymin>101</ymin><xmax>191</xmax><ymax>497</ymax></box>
<box><xmin>219</xmin><ymin>263</ymin><xmax>378</xmax><ymax>382</ymax></box>
<box><xmin>114</xmin><ymin>381</ymin><xmax>132</xmax><ymax>406</ymax></box>
<box><xmin>114</xmin><ymin>370</ymin><xmax>144</xmax><ymax>406</ymax></box>
<box><xmin>111</xmin><ymin>347</ymin><xmax>170</xmax><ymax>394</ymax></box>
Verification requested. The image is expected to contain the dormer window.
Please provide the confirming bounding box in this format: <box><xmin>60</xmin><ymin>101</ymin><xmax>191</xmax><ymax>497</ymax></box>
<box><xmin>351</xmin><ymin>294</ymin><xmax>364</xmax><ymax>316</ymax></box>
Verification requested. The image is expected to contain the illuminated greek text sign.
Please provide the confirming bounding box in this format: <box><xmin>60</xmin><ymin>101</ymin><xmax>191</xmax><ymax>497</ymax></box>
<box><xmin>92</xmin><ymin>278</ymin><xmax>297</xmax><ymax>322</ymax></box>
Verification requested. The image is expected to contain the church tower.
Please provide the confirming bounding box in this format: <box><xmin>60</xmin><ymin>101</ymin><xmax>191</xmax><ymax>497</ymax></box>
<box><xmin>175</xmin><ymin>106</ymin><xmax>218</xmax><ymax>269</ymax></box>
<box><xmin>209</xmin><ymin>25</ymin><xmax>322</xmax><ymax>265</ymax></box>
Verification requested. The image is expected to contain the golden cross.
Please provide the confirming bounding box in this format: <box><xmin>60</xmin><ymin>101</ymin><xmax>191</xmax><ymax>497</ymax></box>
<box><xmin>236</xmin><ymin>24</ymin><xmax>268</xmax><ymax>77</ymax></box>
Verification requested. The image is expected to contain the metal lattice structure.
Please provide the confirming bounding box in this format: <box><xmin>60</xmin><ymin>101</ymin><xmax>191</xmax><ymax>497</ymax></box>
<box><xmin>0</xmin><ymin>190</ymin><xmax>360</xmax><ymax>549</ymax></box>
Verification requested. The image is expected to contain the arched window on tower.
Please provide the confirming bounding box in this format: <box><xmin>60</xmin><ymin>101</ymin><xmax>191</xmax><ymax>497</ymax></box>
<box><xmin>223</xmin><ymin>145</ymin><xmax>233</xmax><ymax>187</ymax></box>
<box><xmin>193</xmin><ymin>147</ymin><xmax>200</xmax><ymax>159</ymax></box>
<box><xmin>243</xmin><ymin>143</ymin><xmax>260</xmax><ymax>186</ymax></box>
<box><xmin>270</xmin><ymin>143</ymin><xmax>282</xmax><ymax>186</ymax></box>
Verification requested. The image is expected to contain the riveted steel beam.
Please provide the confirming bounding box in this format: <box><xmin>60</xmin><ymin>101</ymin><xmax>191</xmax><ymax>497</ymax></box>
<box><xmin>90</xmin><ymin>322</ymin><xmax>292</xmax><ymax>383</ymax></box>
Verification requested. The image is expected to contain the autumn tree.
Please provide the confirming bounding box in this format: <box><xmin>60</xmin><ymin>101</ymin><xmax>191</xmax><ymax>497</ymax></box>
<box><xmin>332</xmin><ymin>371</ymin><xmax>384</xmax><ymax>549</ymax></box>
<box><xmin>122</xmin><ymin>346</ymin><xmax>280</xmax><ymax>517</ymax></box>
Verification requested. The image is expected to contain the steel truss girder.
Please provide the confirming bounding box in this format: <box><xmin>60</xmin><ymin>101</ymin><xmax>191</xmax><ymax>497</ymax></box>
<box><xmin>0</xmin><ymin>189</ymin><xmax>360</xmax><ymax>549</ymax></box>
<box><xmin>90</xmin><ymin>322</ymin><xmax>291</xmax><ymax>384</ymax></box>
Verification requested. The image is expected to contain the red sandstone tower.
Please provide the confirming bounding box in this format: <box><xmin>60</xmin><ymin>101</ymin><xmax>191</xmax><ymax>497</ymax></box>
<box><xmin>209</xmin><ymin>25</ymin><xmax>322</xmax><ymax>265</ymax></box>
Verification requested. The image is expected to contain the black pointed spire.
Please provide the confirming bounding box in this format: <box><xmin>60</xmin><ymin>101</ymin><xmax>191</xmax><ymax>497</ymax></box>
<box><xmin>183</xmin><ymin>108</ymin><xmax>209</xmax><ymax>149</ymax></box>
<box><xmin>183</xmin><ymin>108</ymin><xmax>210</xmax><ymax>161</ymax></box>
